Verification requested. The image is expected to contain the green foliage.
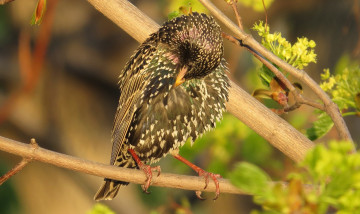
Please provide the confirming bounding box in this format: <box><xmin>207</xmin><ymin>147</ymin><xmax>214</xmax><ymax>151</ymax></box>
<box><xmin>252</xmin><ymin>22</ymin><xmax>317</xmax><ymax>86</ymax></box>
<box><xmin>231</xmin><ymin>141</ymin><xmax>360</xmax><ymax>214</ymax></box>
<box><xmin>300</xmin><ymin>141</ymin><xmax>360</xmax><ymax>213</ymax></box>
<box><xmin>307</xmin><ymin>56</ymin><xmax>360</xmax><ymax>140</ymax></box>
<box><xmin>320</xmin><ymin>56</ymin><xmax>360</xmax><ymax>111</ymax></box>
<box><xmin>87</xmin><ymin>203</ymin><xmax>115</xmax><ymax>214</ymax></box>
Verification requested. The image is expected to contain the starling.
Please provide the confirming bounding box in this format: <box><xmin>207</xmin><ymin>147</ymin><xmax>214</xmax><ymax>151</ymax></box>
<box><xmin>94</xmin><ymin>12</ymin><xmax>229</xmax><ymax>201</ymax></box>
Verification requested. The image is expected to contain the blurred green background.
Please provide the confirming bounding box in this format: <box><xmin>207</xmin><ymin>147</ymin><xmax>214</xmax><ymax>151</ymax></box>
<box><xmin>0</xmin><ymin>0</ymin><xmax>359</xmax><ymax>213</ymax></box>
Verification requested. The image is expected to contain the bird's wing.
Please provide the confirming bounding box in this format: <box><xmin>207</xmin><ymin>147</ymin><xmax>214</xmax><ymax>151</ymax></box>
<box><xmin>109</xmin><ymin>71</ymin><xmax>148</xmax><ymax>165</ymax></box>
<box><xmin>108</xmin><ymin>38</ymin><xmax>160</xmax><ymax>165</ymax></box>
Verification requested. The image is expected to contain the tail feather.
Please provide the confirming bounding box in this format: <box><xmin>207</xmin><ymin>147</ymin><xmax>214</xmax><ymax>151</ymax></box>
<box><xmin>94</xmin><ymin>179</ymin><xmax>127</xmax><ymax>201</ymax></box>
<box><xmin>94</xmin><ymin>150</ymin><xmax>136</xmax><ymax>200</ymax></box>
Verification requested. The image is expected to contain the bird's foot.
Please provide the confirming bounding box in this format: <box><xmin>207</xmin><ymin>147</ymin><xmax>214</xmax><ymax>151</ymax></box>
<box><xmin>173</xmin><ymin>154</ymin><xmax>221</xmax><ymax>200</ymax></box>
<box><xmin>128</xmin><ymin>149</ymin><xmax>161</xmax><ymax>193</ymax></box>
<box><xmin>140</xmin><ymin>165</ymin><xmax>161</xmax><ymax>193</ymax></box>
<box><xmin>196</xmin><ymin>170</ymin><xmax>221</xmax><ymax>200</ymax></box>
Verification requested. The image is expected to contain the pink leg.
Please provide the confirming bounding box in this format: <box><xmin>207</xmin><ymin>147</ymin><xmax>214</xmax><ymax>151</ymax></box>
<box><xmin>128</xmin><ymin>149</ymin><xmax>161</xmax><ymax>193</ymax></box>
<box><xmin>173</xmin><ymin>154</ymin><xmax>221</xmax><ymax>200</ymax></box>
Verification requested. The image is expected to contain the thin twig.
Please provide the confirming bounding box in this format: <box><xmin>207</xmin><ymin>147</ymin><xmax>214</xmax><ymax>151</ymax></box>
<box><xmin>0</xmin><ymin>138</ymin><xmax>38</xmax><ymax>185</ymax></box>
<box><xmin>227</xmin><ymin>0</ymin><xmax>243</xmax><ymax>30</ymax></box>
<box><xmin>0</xmin><ymin>159</ymin><xmax>30</xmax><ymax>185</ymax></box>
<box><xmin>261</xmin><ymin>0</ymin><xmax>268</xmax><ymax>29</ymax></box>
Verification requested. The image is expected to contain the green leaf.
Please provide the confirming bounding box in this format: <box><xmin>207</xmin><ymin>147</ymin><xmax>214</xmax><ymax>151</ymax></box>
<box><xmin>306</xmin><ymin>113</ymin><xmax>334</xmax><ymax>140</ymax></box>
<box><xmin>259</xmin><ymin>65</ymin><xmax>276</xmax><ymax>87</ymax></box>
<box><xmin>229</xmin><ymin>162</ymin><xmax>271</xmax><ymax>196</ymax></box>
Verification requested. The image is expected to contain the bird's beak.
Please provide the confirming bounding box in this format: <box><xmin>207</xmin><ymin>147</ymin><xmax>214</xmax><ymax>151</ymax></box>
<box><xmin>173</xmin><ymin>66</ymin><xmax>187</xmax><ymax>88</ymax></box>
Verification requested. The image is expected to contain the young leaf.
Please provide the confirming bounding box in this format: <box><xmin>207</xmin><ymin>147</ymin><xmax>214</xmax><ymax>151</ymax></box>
<box><xmin>306</xmin><ymin>113</ymin><xmax>334</xmax><ymax>141</ymax></box>
<box><xmin>229</xmin><ymin>162</ymin><xmax>271</xmax><ymax>196</ymax></box>
<box><xmin>30</xmin><ymin>0</ymin><xmax>47</xmax><ymax>26</ymax></box>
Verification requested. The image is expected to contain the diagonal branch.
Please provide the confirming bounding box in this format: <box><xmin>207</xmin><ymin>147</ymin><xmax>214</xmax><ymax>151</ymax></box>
<box><xmin>0</xmin><ymin>159</ymin><xmax>30</xmax><ymax>185</ymax></box>
<box><xmin>0</xmin><ymin>138</ymin><xmax>38</xmax><ymax>185</ymax></box>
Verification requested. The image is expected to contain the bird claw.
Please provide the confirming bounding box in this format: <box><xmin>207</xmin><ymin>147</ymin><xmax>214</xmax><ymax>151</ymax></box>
<box><xmin>173</xmin><ymin>154</ymin><xmax>222</xmax><ymax>200</ymax></box>
<box><xmin>140</xmin><ymin>164</ymin><xmax>161</xmax><ymax>193</ymax></box>
<box><xmin>198</xmin><ymin>171</ymin><xmax>221</xmax><ymax>200</ymax></box>
<box><xmin>128</xmin><ymin>149</ymin><xmax>161</xmax><ymax>194</ymax></box>
<box><xmin>195</xmin><ymin>190</ymin><xmax>206</xmax><ymax>200</ymax></box>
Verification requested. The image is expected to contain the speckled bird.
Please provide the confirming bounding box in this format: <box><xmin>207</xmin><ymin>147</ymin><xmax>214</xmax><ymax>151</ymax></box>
<box><xmin>94</xmin><ymin>12</ymin><xmax>229</xmax><ymax>201</ymax></box>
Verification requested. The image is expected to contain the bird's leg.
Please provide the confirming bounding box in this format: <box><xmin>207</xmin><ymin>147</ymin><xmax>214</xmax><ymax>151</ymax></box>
<box><xmin>173</xmin><ymin>154</ymin><xmax>221</xmax><ymax>200</ymax></box>
<box><xmin>128</xmin><ymin>149</ymin><xmax>161</xmax><ymax>193</ymax></box>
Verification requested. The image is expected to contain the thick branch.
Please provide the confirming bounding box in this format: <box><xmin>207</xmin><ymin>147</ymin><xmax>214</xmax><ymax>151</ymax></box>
<box><xmin>0</xmin><ymin>136</ymin><xmax>244</xmax><ymax>195</ymax></box>
<box><xmin>86</xmin><ymin>0</ymin><xmax>314</xmax><ymax>163</ymax></box>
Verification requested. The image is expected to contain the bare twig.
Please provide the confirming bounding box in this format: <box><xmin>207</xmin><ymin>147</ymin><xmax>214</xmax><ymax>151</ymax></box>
<box><xmin>198</xmin><ymin>0</ymin><xmax>353</xmax><ymax>143</ymax></box>
<box><xmin>227</xmin><ymin>0</ymin><xmax>243</xmax><ymax>30</ymax></box>
<box><xmin>0</xmin><ymin>159</ymin><xmax>30</xmax><ymax>185</ymax></box>
<box><xmin>0</xmin><ymin>138</ymin><xmax>38</xmax><ymax>185</ymax></box>
<box><xmin>261</xmin><ymin>0</ymin><xmax>268</xmax><ymax>28</ymax></box>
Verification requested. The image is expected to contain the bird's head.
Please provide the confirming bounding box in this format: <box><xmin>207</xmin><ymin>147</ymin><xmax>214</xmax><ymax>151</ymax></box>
<box><xmin>158</xmin><ymin>12</ymin><xmax>224</xmax><ymax>86</ymax></box>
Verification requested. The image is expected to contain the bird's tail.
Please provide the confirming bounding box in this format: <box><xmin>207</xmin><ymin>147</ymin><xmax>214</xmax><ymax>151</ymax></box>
<box><xmin>94</xmin><ymin>179</ymin><xmax>128</xmax><ymax>201</ymax></box>
<box><xmin>94</xmin><ymin>148</ymin><xmax>137</xmax><ymax>200</ymax></box>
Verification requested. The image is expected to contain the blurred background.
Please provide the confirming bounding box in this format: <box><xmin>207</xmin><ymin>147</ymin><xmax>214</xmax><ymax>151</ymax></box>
<box><xmin>0</xmin><ymin>0</ymin><xmax>359</xmax><ymax>213</ymax></box>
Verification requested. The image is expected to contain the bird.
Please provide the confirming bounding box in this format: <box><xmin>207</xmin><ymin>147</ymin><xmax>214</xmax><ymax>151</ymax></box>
<box><xmin>94</xmin><ymin>12</ymin><xmax>229</xmax><ymax>201</ymax></box>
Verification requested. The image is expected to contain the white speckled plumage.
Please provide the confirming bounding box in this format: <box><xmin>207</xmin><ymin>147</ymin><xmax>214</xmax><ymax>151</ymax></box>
<box><xmin>94</xmin><ymin>12</ymin><xmax>229</xmax><ymax>201</ymax></box>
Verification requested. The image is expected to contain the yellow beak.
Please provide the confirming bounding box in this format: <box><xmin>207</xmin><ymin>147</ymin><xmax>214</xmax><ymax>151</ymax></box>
<box><xmin>173</xmin><ymin>66</ymin><xmax>187</xmax><ymax>88</ymax></box>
